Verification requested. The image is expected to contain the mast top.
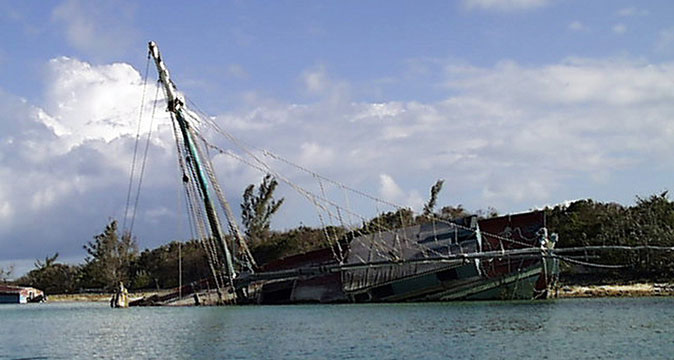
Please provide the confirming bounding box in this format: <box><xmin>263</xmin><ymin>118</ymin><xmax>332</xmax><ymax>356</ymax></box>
<box><xmin>148</xmin><ymin>41</ymin><xmax>184</xmax><ymax>113</ymax></box>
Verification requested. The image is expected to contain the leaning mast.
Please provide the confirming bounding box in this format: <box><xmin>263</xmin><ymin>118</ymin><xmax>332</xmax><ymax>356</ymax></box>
<box><xmin>147</xmin><ymin>41</ymin><xmax>237</xmax><ymax>295</ymax></box>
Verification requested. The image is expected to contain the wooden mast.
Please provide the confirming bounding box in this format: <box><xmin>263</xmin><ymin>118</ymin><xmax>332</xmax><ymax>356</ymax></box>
<box><xmin>148</xmin><ymin>41</ymin><xmax>237</xmax><ymax>298</ymax></box>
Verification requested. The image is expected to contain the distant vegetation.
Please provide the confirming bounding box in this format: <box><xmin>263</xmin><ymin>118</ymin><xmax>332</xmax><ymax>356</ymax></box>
<box><xmin>10</xmin><ymin>176</ymin><xmax>674</xmax><ymax>294</ymax></box>
<box><xmin>546</xmin><ymin>192</ymin><xmax>674</xmax><ymax>284</ymax></box>
<box><xmin>0</xmin><ymin>265</ymin><xmax>14</xmax><ymax>284</ymax></box>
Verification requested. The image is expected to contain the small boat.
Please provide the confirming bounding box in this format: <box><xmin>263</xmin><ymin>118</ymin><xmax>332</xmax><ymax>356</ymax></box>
<box><xmin>0</xmin><ymin>285</ymin><xmax>45</xmax><ymax>304</ymax></box>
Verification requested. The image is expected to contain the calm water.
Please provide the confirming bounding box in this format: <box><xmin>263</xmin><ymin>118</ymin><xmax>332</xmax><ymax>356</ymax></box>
<box><xmin>1</xmin><ymin>297</ymin><xmax>673</xmax><ymax>359</ymax></box>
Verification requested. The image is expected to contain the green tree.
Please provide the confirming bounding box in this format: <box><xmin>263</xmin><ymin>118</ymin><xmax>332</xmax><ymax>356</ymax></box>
<box><xmin>361</xmin><ymin>208</ymin><xmax>415</xmax><ymax>234</ymax></box>
<box><xmin>81</xmin><ymin>220</ymin><xmax>138</xmax><ymax>291</ymax></box>
<box><xmin>130</xmin><ymin>240</ymin><xmax>211</xmax><ymax>289</ymax></box>
<box><xmin>422</xmin><ymin>179</ymin><xmax>445</xmax><ymax>217</ymax></box>
<box><xmin>626</xmin><ymin>192</ymin><xmax>674</xmax><ymax>274</ymax></box>
<box><xmin>17</xmin><ymin>253</ymin><xmax>81</xmax><ymax>294</ymax></box>
<box><xmin>251</xmin><ymin>226</ymin><xmax>343</xmax><ymax>265</ymax></box>
<box><xmin>438</xmin><ymin>205</ymin><xmax>471</xmax><ymax>220</ymax></box>
<box><xmin>545</xmin><ymin>194</ymin><xmax>674</xmax><ymax>281</ymax></box>
<box><xmin>0</xmin><ymin>264</ymin><xmax>14</xmax><ymax>283</ymax></box>
<box><xmin>241</xmin><ymin>174</ymin><xmax>284</xmax><ymax>245</ymax></box>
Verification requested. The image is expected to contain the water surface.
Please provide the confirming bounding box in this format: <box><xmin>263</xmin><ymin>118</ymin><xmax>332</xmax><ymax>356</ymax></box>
<box><xmin>1</xmin><ymin>297</ymin><xmax>672</xmax><ymax>359</ymax></box>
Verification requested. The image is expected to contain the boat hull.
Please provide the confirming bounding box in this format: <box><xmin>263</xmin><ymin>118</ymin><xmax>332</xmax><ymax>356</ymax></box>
<box><xmin>255</xmin><ymin>211</ymin><xmax>559</xmax><ymax>304</ymax></box>
<box><xmin>255</xmin><ymin>256</ymin><xmax>558</xmax><ymax>304</ymax></box>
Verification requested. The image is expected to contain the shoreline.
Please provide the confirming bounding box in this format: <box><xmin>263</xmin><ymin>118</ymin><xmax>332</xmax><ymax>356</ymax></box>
<box><xmin>48</xmin><ymin>291</ymin><xmax>171</xmax><ymax>303</ymax></box>
<box><xmin>43</xmin><ymin>283</ymin><xmax>674</xmax><ymax>302</ymax></box>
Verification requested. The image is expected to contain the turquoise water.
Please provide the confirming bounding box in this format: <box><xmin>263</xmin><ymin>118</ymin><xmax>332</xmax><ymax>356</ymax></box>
<box><xmin>1</xmin><ymin>297</ymin><xmax>673</xmax><ymax>359</ymax></box>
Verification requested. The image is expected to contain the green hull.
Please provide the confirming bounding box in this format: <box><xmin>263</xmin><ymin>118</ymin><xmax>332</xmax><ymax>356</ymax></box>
<box><xmin>346</xmin><ymin>258</ymin><xmax>558</xmax><ymax>302</ymax></box>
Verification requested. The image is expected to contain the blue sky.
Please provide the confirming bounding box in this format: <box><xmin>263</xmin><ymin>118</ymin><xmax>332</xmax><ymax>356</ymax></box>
<box><xmin>2</xmin><ymin>0</ymin><xmax>674</xmax><ymax>276</ymax></box>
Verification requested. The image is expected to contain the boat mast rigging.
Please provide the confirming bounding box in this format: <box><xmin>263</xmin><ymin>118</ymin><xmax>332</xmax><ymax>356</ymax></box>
<box><xmin>148</xmin><ymin>41</ymin><xmax>238</xmax><ymax>296</ymax></box>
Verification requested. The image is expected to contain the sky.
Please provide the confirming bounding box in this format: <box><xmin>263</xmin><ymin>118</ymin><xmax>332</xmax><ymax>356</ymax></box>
<box><xmin>2</xmin><ymin>0</ymin><xmax>674</xmax><ymax>277</ymax></box>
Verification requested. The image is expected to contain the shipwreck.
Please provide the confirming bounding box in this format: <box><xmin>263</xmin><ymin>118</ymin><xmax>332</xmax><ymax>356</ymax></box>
<box><xmin>128</xmin><ymin>42</ymin><xmax>560</xmax><ymax>306</ymax></box>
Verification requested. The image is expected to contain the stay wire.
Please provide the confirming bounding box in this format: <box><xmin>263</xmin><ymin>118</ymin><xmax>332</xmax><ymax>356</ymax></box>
<box><xmin>201</xmin><ymin>141</ymin><xmax>444</xmax><ymax>261</ymax></box>
<box><xmin>128</xmin><ymin>82</ymin><xmax>161</xmax><ymax>235</ymax></box>
<box><xmin>190</xmin><ymin>105</ymin><xmax>534</xmax><ymax>249</ymax></box>
<box><xmin>171</xmin><ymin>112</ymin><xmax>222</xmax><ymax>292</ymax></box>
<box><xmin>122</xmin><ymin>54</ymin><xmax>151</xmax><ymax>231</ymax></box>
<box><xmin>184</xmin><ymin>97</ymin><xmax>538</xmax><ymax>253</ymax></box>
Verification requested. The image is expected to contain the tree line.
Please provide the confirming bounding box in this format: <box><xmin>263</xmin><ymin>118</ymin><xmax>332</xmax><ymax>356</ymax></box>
<box><xmin>4</xmin><ymin>177</ymin><xmax>674</xmax><ymax>294</ymax></box>
<box><xmin>545</xmin><ymin>192</ymin><xmax>674</xmax><ymax>283</ymax></box>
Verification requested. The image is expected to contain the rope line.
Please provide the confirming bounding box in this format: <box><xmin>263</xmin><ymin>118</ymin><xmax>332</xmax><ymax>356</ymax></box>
<box><xmin>170</xmin><ymin>112</ymin><xmax>223</xmax><ymax>293</ymax></box>
<box><xmin>192</xmin><ymin>110</ymin><xmax>535</xmax><ymax>250</ymax></box>
<box><xmin>123</xmin><ymin>54</ymin><xmax>151</xmax><ymax>231</ymax></box>
<box><xmin>171</xmin><ymin>95</ymin><xmax>550</xmax><ymax>268</ymax></box>
<box><xmin>128</xmin><ymin>82</ymin><xmax>160</xmax><ymax>234</ymax></box>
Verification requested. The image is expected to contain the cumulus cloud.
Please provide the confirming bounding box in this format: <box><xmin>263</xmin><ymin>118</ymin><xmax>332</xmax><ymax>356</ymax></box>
<box><xmin>43</xmin><ymin>57</ymin><xmax>167</xmax><ymax>150</ymax></box>
<box><xmin>463</xmin><ymin>0</ymin><xmax>550</xmax><ymax>11</ymax></box>
<box><xmin>0</xmin><ymin>58</ymin><xmax>175</xmax><ymax>264</ymax></box>
<box><xmin>5</xmin><ymin>53</ymin><xmax>674</xmax><ymax>273</ymax></box>
<box><xmin>210</xmin><ymin>57</ymin><xmax>674</xmax><ymax>216</ymax></box>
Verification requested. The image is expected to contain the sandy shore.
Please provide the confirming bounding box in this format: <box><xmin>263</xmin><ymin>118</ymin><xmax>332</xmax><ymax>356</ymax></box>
<box><xmin>44</xmin><ymin>284</ymin><xmax>674</xmax><ymax>302</ymax></box>
<box><xmin>48</xmin><ymin>291</ymin><xmax>169</xmax><ymax>302</ymax></box>
<box><xmin>555</xmin><ymin>283</ymin><xmax>674</xmax><ymax>298</ymax></box>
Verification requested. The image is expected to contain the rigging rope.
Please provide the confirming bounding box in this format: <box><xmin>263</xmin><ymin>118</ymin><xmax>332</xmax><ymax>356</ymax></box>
<box><xmin>170</xmin><ymin>113</ymin><xmax>223</xmax><ymax>294</ymax></box>
<box><xmin>189</xmin><ymin>107</ymin><xmax>536</xmax><ymax>250</ymax></box>
<box><xmin>128</xmin><ymin>82</ymin><xmax>161</xmax><ymax>234</ymax></box>
<box><xmin>201</xmin><ymin>141</ymin><xmax>446</xmax><ymax>261</ymax></box>
<box><xmin>552</xmin><ymin>254</ymin><xmax>630</xmax><ymax>269</ymax></box>
<box><xmin>178</xmin><ymin>95</ymin><xmax>546</xmax><ymax>268</ymax></box>
<box><xmin>201</xmin><ymin>144</ymin><xmax>256</xmax><ymax>271</ymax></box>
<box><xmin>123</xmin><ymin>54</ymin><xmax>151</xmax><ymax>232</ymax></box>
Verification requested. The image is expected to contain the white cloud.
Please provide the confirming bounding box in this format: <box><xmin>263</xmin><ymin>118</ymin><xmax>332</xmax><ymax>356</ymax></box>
<box><xmin>463</xmin><ymin>0</ymin><xmax>550</xmax><ymax>11</ymax></box>
<box><xmin>568</xmin><ymin>21</ymin><xmax>587</xmax><ymax>32</ymax></box>
<box><xmin>300</xmin><ymin>65</ymin><xmax>350</xmax><ymax>103</ymax></box>
<box><xmin>302</xmin><ymin>65</ymin><xmax>330</xmax><ymax>94</ymax></box>
<box><xmin>616</xmin><ymin>7</ymin><xmax>649</xmax><ymax>17</ymax></box>
<box><xmin>656</xmin><ymin>27</ymin><xmax>674</xmax><ymax>53</ymax></box>
<box><xmin>445</xmin><ymin>58</ymin><xmax>674</xmax><ymax>106</ymax></box>
<box><xmin>0</xmin><ymin>57</ymin><xmax>177</xmax><ymax>264</ymax></box>
<box><xmin>227</xmin><ymin>64</ymin><xmax>249</xmax><ymax>79</ymax></box>
<box><xmin>5</xmin><ymin>53</ymin><xmax>674</xmax><ymax>271</ymax></box>
<box><xmin>379</xmin><ymin>174</ymin><xmax>404</xmax><ymax>201</ymax></box>
<box><xmin>613</xmin><ymin>23</ymin><xmax>627</xmax><ymax>34</ymax></box>
<box><xmin>378</xmin><ymin>174</ymin><xmax>424</xmax><ymax>210</ymax></box>
<box><xmin>213</xmin><ymin>57</ymin><xmax>674</xmax><ymax>215</ymax></box>
<box><xmin>43</xmin><ymin>57</ymin><xmax>168</xmax><ymax>151</ymax></box>
<box><xmin>298</xmin><ymin>142</ymin><xmax>335</xmax><ymax>169</ymax></box>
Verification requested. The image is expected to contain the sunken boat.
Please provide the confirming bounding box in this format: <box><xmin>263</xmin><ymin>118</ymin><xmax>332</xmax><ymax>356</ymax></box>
<box><xmin>130</xmin><ymin>42</ymin><xmax>559</xmax><ymax>306</ymax></box>
<box><xmin>250</xmin><ymin>211</ymin><xmax>558</xmax><ymax>304</ymax></box>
